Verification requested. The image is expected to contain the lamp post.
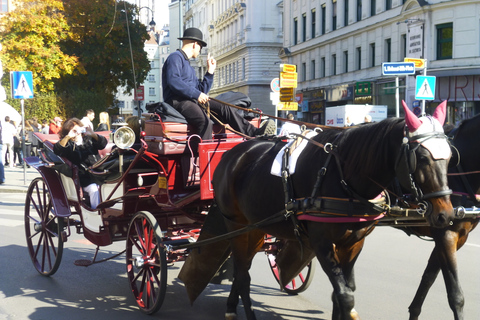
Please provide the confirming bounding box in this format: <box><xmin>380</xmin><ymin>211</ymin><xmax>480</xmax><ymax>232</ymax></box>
<box><xmin>138</xmin><ymin>6</ymin><xmax>156</xmax><ymax>31</ymax></box>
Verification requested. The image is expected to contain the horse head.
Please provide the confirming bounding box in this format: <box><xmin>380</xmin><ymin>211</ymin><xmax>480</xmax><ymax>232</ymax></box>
<box><xmin>399</xmin><ymin>100</ymin><xmax>454</xmax><ymax>228</ymax></box>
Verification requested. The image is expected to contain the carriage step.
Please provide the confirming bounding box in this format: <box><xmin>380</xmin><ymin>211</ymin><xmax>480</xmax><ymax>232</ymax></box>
<box><xmin>74</xmin><ymin>259</ymin><xmax>94</xmax><ymax>267</ymax></box>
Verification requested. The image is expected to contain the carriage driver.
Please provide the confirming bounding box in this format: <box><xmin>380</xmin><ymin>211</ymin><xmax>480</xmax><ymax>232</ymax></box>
<box><xmin>53</xmin><ymin>118</ymin><xmax>108</xmax><ymax>209</ymax></box>
<box><xmin>162</xmin><ymin>27</ymin><xmax>276</xmax><ymax>142</ymax></box>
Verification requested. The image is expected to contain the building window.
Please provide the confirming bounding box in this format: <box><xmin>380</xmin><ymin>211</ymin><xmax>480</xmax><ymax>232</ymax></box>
<box><xmin>357</xmin><ymin>0</ymin><xmax>362</xmax><ymax>22</ymax></box>
<box><xmin>332</xmin><ymin>54</ymin><xmax>337</xmax><ymax>75</ymax></box>
<box><xmin>311</xmin><ymin>9</ymin><xmax>316</xmax><ymax>39</ymax></box>
<box><xmin>302</xmin><ymin>13</ymin><xmax>307</xmax><ymax>42</ymax></box>
<box><xmin>356</xmin><ymin>47</ymin><xmax>362</xmax><ymax>70</ymax></box>
<box><xmin>370</xmin><ymin>42</ymin><xmax>375</xmax><ymax>67</ymax></box>
<box><xmin>311</xmin><ymin>60</ymin><xmax>316</xmax><ymax>79</ymax></box>
<box><xmin>386</xmin><ymin>0</ymin><xmax>392</xmax><ymax>10</ymax></box>
<box><xmin>242</xmin><ymin>58</ymin><xmax>246</xmax><ymax>79</ymax></box>
<box><xmin>302</xmin><ymin>63</ymin><xmax>307</xmax><ymax>81</ymax></box>
<box><xmin>332</xmin><ymin>1</ymin><xmax>337</xmax><ymax>31</ymax></box>
<box><xmin>321</xmin><ymin>57</ymin><xmax>326</xmax><ymax>77</ymax></box>
<box><xmin>1</xmin><ymin>0</ymin><xmax>8</xmax><ymax>12</ymax></box>
<box><xmin>294</xmin><ymin>18</ymin><xmax>298</xmax><ymax>45</ymax></box>
<box><xmin>344</xmin><ymin>0</ymin><xmax>349</xmax><ymax>27</ymax></box>
<box><xmin>370</xmin><ymin>0</ymin><xmax>376</xmax><ymax>17</ymax></box>
<box><xmin>436</xmin><ymin>23</ymin><xmax>453</xmax><ymax>60</ymax></box>
<box><xmin>150</xmin><ymin>61</ymin><xmax>155</xmax><ymax>68</ymax></box>
<box><xmin>343</xmin><ymin>51</ymin><xmax>348</xmax><ymax>73</ymax></box>
<box><xmin>385</xmin><ymin>38</ymin><xmax>391</xmax><ymax>62</ymax></box>
<box><xmin>148</xmin><ymin>74</ymin><xmax>155</xmax><ymax>82</ymax></box>
<box><xmin>149</xmin><ymin>87</ymin><xmax>155</xmax><ymax>96</ymax></box>
<box><xmin>401</xmin><ymin>34</ymin><xmax>407</xmax><ymax>60</ymax></box>
<box><xmin>321</xmin><ymin>5</ymin><xmax>326</xmax><ymax>35</ymax></box>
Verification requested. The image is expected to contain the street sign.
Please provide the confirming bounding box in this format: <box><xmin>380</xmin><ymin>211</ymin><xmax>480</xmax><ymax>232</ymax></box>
<box><xmin>277</xmin><ymin>102</ymin><xmax>298</xmax><ymax>111</ymax></box>
<box><xmin>10</xmin><ymin>71</ymin><xmax>34</xmax><ymax>99</ymax></box>
<box><xmin>280</xmin><ymin>72</ymin><xmax>298</xmax><ymax>88</ymax></box>
<box><xmin>382</xmin><ymin>62</ymin><xmax>415</xmax><ymax>75</ymax></box>
<box><xmin>415</xmin><ymin>76</ymin><xmax>436</xmax><ymax>100</ymax></box>
<box><xmin>280</xmin><ymin>64</ymin><xmax>296</xmax><ymax>73</ymax></box>
<box><xmin>279</xmin><ymin>87</ymin><xmax>295</xmax><ymax>102</ymax></box>
<box><xmin>135</xmin><ymin>86</ymin><xmax>144</xmax><ymax>100</ymax></box>
<box><xmin>270</xmin><ymin>78</ymin><xmax>280</xmax><ymax>92</ymax></box>
<box><xmin>404</xmin><ymin>58</ymin><xmax>426</xmax><ymax>69</ymax></box>
<box><xmin>355</xmin><ymin>82</ymin><xmax>371</xmax><ymax>96</ymax></box>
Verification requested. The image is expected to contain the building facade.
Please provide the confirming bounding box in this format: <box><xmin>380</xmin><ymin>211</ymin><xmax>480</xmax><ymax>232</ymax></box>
<box><xmin>282</xmin><ymin>0</ymin><xmax>480</xmax><ymax>125</ymax></box>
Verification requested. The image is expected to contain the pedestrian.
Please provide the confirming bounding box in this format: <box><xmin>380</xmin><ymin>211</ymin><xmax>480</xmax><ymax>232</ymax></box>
<box><xmin>95</xmin><ymin>111</ymin><xmax>110</xmax><ymax>132</ymax></box>
<box><xmin>41</xmin><ymin>119</ymin><xmax>49</xmax><ymax>134</ymax></box>
<box><xmin>162</xmin><ymin>27</ymin><xmax>275</xmax><ymax>144</ymax></box>
<box><xmin>53</xmin><ymin>117</ymin><xmax>107</xmax><ymax>209</ymax></box>
<box><xmin>279</xmin><ymin>113</ymin><xmax>301</xmax><ymax>137</ymax></box>
<box><xmin>2</xmin><ymin>116</ymin><xmax>16</xmax><ymax>167</ymax></box>
<box><xmin>49</xmin><ymin>117</ymin><xmax>62</xmax><ymax>134</ymax></box>
<box><xmin>0</xmin><ymin>120</ymin><xmax>5</xmax><ymax>184</ymax></box>
<box><xmin>81</xmin><ymin>109</ymin><xmax>95</xmax><ymax>131</ymax></box>
<box><xmin>364</xmin><ymin>115</ymin><xmax>372</xmax><ymax>123</ymax></box>
<box><xmin>12</xmin><ymin>120</ymin><xmax>24</xmax><ymax>166</ymax></box>
<box><xmin>27</xmin><ymin>119</ymin><xmax>40</xmax><ymax>156</ymax></box>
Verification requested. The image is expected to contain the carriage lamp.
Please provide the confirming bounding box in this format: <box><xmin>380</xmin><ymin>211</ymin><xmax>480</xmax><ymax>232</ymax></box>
<box><xmin>114</xmin><ymin>126</ymin><xmax>136</xmax><ymax>150</ymax></box>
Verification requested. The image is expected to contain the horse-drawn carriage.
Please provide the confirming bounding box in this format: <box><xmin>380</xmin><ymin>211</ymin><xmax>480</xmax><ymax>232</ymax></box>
<box><xmin>24</xmin><ymin>100</ymin><xmax>479</xmax><ymax>319</ymax></box>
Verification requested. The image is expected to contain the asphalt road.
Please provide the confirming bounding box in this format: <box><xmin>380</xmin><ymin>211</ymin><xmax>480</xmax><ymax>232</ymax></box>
<box><xmin>1</xmin><ymin>191</ymin><xmax>480</xmax><ymax>320</ymax></box>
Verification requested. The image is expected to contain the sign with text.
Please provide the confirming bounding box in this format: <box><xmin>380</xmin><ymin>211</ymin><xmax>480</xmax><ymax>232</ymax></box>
<box><xmin>382</xmin><ymin>62</ymin><xmax>415</xmax><ymax>75</ymax></box>
<box><xmin>280</xmin><ymin>72</ymin><xmax>298</xmax><ymax>88</ymax></box>
<box><xmin>277</xmin><ymin>102</ymin><xmax>298</xmax><ymax>111</ymax></box>
<box><xmin>404</xmin><ymin>57</ymin><xmax>426</xmax><ymax>69</ymax></box>
<box><xmin>280</xmin><ymin>64</ymin><xmax>296</xmax><ymax>73</ymax></box>
<box><xmin>407</xmin><ymin>24</ymin><xmax>424</xmax><ymax>59</ymax></box>
<box><xmin>279</xmin><ymin>87</ymin><xmax>295</xmax><ymax>102</ymax></box>
<box><xmin>135</xmin><ymin>86</ymin><xmax>144</xmax><ymax>101</ymax></box>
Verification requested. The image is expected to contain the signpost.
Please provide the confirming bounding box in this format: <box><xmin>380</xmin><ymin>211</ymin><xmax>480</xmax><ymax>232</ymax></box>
<box><xmin>381</xmin><ymin>62</ymin><xmax>415</xmax><ymax>117</ymax></box>
<box><xmin>10</xmin><ymin>71</ymin><xmax>34</xmax><ymax>183</ymax></box>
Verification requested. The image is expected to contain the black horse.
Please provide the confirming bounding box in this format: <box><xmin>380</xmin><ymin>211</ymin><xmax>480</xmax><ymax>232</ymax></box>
<box><xmin>211</xmin><ymin>102</ymin><xmax>454</xmax><ymax>320</ymax></box>
<box><xmin>405</xmin><ymin>113</ymin><xmax>480</xmax><ymax>320</ymax></box>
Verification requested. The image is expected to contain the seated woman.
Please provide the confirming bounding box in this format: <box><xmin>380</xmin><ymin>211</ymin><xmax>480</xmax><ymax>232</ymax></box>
<box><xmin>53</xmin><ymin>118</ymin><xmax>108</xmax><ymax>209</ymax></box>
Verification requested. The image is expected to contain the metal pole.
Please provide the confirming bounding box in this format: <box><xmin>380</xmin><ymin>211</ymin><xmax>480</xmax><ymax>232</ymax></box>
<box><xmin>421</xmin><ymin>67</ymin><xmax>426</xmax><ymax>115</ymax></box>
<box><xmin>20</xmin><ymin>99</ymin><xmax>26</xmax><ymax>184</ymax></box>
<box><xmin>395</xmin><ymin>76</ymin><xmax>399</xmax><ymax>117</ymax></box>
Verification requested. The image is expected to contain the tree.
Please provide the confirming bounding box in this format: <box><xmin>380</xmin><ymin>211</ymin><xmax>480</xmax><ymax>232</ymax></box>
<box><xmin>58</xmin><ymin>0</ymin><xmax>151</xmax><ymax>98</ymax></box>
<box><xmin>0</xmin><ymin>0</ymin><xmax>83</xmax><ymax>93</ymax></box>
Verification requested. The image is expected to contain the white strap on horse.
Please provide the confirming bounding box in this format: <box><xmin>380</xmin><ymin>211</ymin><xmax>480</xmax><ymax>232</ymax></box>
<box><xmin>270</xmin><ymin>130</ymin><xmax>319</xmax><ymax>177</ymax></box>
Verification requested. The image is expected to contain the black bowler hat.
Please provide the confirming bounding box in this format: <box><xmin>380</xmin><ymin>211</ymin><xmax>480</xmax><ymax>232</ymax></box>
<box><xmin>178</xmin><ymin>27</ymin><xmax>207</xmax><ymax>47</ymax></box>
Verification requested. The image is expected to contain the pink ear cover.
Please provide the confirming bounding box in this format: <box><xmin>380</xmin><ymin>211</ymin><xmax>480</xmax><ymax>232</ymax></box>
<box><xmin>402</xmin><ymin>100</ymin><xmax>422</xmax><ymax>131</ymax></box>
<box><xmin>432</xmin><ymin>100</ymin><xmax>447</xmax><ymax>126</ymax></box>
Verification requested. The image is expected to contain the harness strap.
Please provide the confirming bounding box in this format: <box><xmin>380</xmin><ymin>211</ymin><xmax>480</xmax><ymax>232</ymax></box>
<box><xmin>455</xmin><ymin>163</ymin><xmax>480</xmax><ymax>206</ymax></box>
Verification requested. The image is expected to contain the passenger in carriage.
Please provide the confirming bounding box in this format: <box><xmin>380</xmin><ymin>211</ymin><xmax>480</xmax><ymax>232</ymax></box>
<box><xmin>53</xmin><ymin>117</ymin><xmax>107</xmax><ymax>209</ymax></box>
<box><xmin>162</xmin><ymin>27</ymin><xmax>275</xmax><ymax>142</ymax></box>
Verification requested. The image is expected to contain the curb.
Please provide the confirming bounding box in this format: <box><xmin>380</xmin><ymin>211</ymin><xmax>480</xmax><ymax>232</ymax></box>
<box><xmin>0</xmin><ymin>166</ymin><xmax>39</xmax><ymax>194</ymax></box>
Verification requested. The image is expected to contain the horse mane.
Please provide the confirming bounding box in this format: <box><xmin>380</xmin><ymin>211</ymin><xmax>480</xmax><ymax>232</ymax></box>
<box><xmin>334</xmin><ymin>118</ymin><xmax>404</xmax><ymax>180</ymax></box>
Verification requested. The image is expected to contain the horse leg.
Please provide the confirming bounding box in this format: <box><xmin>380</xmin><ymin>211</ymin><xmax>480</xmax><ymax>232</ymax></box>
<box><xmin>225</xmin><ymin>229</ymin><xmax>265</xmax><ymax>320</ymax></box>
<box><xmin>409</xmin><ymin>228</ymin><xmax>464</xmax><ymax>320</ymax></box>
<box><xmin>311</xmin><ymin>238</ymin><xmax>360</xmax><ymax>320</ymax></box>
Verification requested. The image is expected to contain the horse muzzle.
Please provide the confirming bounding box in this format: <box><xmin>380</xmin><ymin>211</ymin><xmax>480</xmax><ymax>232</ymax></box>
<box><xmin>425</xmin><ymin>196</ymin><xmax>455</xmax><ymax>228</ymax></box>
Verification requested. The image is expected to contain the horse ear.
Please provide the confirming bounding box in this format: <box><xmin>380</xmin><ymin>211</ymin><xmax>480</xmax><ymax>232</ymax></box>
<box><xmin>432</xmin><ymin>100</ymin><xmax>447</xmax><ymax>126</ymax></box>
<box><xmin>402</xmin><ymin>100</ymin><xmax>422</xmax><ymax>132</ymax></box>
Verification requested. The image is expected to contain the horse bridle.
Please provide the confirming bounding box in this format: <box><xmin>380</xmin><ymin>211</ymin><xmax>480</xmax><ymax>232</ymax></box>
<box><xmin>395</xmin><ymin>130</ymin><xmax>453</xmax><ymax>205</ymax></box>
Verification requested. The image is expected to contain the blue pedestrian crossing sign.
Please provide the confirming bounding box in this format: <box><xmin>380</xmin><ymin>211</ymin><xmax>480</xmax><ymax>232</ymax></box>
<box><xmin>415</xmin><ymin>76</ymin><xmax>436</xmax><ymax>100</ymax></box>
<box><xmin>10</xmin><ymin>71</ymin><xmax>34</xmax><ymax>99</ymax></box>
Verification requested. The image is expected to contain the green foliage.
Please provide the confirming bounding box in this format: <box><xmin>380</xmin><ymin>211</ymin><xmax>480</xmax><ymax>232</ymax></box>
<box><xmin>0</xmin><ymin>0</ymin><xmax>151</xmax><ymax>119</ymax></box>
<box><xmin>0</xmin><ymin>0</ymin><xmax>82</xmax><ymax>93</ymax></box>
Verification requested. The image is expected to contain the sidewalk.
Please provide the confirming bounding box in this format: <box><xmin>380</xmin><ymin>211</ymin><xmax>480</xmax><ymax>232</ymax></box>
<box><xmin>0</xmin><ymin>165</ymin><xmax>40</xmax><ymax>193</ymax></box>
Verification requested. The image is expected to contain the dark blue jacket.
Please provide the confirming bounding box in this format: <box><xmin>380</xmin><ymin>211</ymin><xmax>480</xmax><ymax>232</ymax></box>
<box><xmin>162</xmin><ymin>50</ymin><xmax>214</xmax><ymax>103</ymax></box>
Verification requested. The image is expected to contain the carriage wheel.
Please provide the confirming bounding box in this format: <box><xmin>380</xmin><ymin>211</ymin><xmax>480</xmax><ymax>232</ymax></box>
<box><xmin>24</xmin><ymin>177</ymin><xmax>65</xmax><ymax>276</ymax></box>
<box><xmin>266</xmin><ymin>241</ymin><xmax>315</xmax><ymax>295</ymax></box>
<box><xmin>126</xmin><ymin>211</ymin><xmax>167</xmax><ymax>315</ymax></box>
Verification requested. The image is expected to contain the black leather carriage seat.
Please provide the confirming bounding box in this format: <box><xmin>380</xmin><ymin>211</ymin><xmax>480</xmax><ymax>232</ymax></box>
<box><xmin>142</xmin><ymin>101</ymin><xmax>260</xmax><ymax>155</ymax></box>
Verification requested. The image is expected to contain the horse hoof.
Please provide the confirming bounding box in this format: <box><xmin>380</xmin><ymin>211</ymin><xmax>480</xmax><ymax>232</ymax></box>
<box><xmin>351</xmin><ymin>308</ymin><xmax>361</xmax><ymax>320</ymax></box>
<box><xmin>225</xmin><ymin>312</ymin><xmax>237</xmax><ymax>320</ymax></box>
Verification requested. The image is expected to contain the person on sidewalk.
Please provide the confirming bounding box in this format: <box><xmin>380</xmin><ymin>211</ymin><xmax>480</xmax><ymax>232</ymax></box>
<box><xmin>49</xmin><ymin>117</ymin><xmax>62</xmax><ymax>134</ymax></box>
<box><xmin>0</xmin><ymin>120</ymin><xmax>5</xmax><ymax>184</ymax></box>
<box><xmin>162</xmin><ymin>27</ymin><xmax>275</xmax><ymax>142</ymax></box>
<box><xmin>2</xmin><ymin>116</ymin><xmax>16</xmax><ymax>168</ymax></box>
<box><xmin>53</xmin><ymin>118</ymin><xmax>107</xmax><ymax>209</ymax></box>
<box><xmin>81</xmin><ymin>109</ymin><xmax>95</xmax><ymax>131</ymax></box>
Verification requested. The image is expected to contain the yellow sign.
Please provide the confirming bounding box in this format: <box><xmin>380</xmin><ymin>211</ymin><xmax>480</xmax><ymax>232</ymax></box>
<box><xmin>281</xmin><ymin>64</ymin><xmax>296</xmax><ymax>73</ymax></box>
<box><xmin>404</xmin><ymin>58</ymin><xmax>426</xmax><ymax>69</ymax></box>
<box><xmin>277</xmin><ymin>102</ymin><xmax>298</xmax><ymax>111</ymax></box>
<box><xmin>279</xmin><ymin>87</ymin><xmax>295</xmax><ymax>102</ymax></box>
<box><xmin>280</xmin><ymin>72</ymin><xmax>297</xmax><ymax>88</ymax></box>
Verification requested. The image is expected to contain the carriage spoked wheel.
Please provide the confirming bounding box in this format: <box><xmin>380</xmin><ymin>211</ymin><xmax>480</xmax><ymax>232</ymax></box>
<box><xmin>266</xmin><ymin>238</ymin><xmax>315</xmax><ymax>295</ymax></box>
<box><xmin>126</xmin><ymin>211</ymin><xmax>167</xmax><ymax>315</ymax></box>
<box><xmin>24</xmin><ymin>177</ymin><xmax>65</xmax><ymax>276</ymax></box>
